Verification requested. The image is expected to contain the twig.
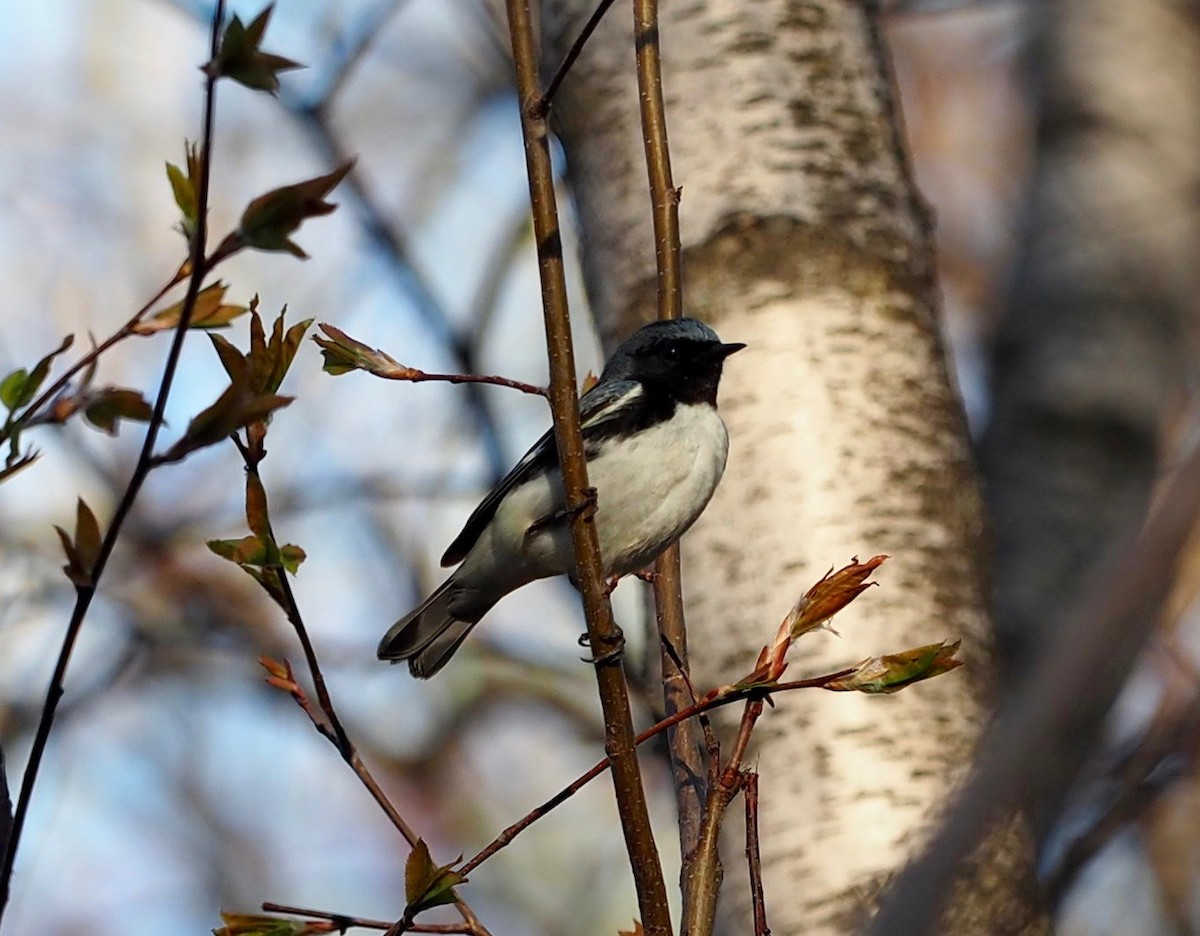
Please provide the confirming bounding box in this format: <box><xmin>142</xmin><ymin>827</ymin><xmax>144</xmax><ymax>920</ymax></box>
<box><xmin>2</xmin><ymin>265</ymin><xmax>188</xmax><ymax>444</ymax></box>
<box><xmin>684</xmin><ymin>698</ymin><xmax>765</xmax><ymax>936</ymax></box>
<box><xmin>866</xmin><ymin>443</ymin><xmax>1200</xmax><ymax>936</ymax></box>
<box><xmin>632</xmin><ymin>0</ymin><xmax>683</xmax><ymax>321</ymax></box>
<box><xmin>743</xmin><ymin>772</ymin><xmax>770</xmax><ymax>936</ymax></box>
<box><xmin>504</xmin><ymin>1</ymin><xmax>673</xmax><ymax>932</ymax></box>
<box><xmin>658</xmin><ymin>624</ymin><xmax>715</xmax><ymax>856</ymax></box>
<box><xmin>630</xmin><ymin>0</ymin><xmax>704</xmax><ymax>885</ymax></box>
<box><xmin>1042</xmin><ymin>679</ymin><xmax>1200</xmax><ymax>906</ymax></box>
<box><xmin>375</xmin><ymin>367</ymin><xmax>547</xmax><ymax>399</ymax></box>
<box><xmin>234</xmin><ymin>442</ymin><xmax>488</xmax><ymax>935</ymax></box>
<box><xmin>460</xmin><ymin>666</ymin><xmax>858</xmax><ymax>876</ymax></box>
<box><xmin>536</xmin><ymin>0</ymin><xmax>620</xmax><ymax>114</ymax></box>
<box><xmin>260</xmin><ymin>902</ymin><xmax>478</xmax><ymax>934</ymax></box>
<box><xmin>0</xmin><ymin>5</ymin><xmax>227</xmax><ymax>923</ymax></box>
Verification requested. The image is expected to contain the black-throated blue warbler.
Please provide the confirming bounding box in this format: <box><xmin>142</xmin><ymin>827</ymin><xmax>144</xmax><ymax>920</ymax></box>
<box><xmin>379</xmin><ymin>317</ymin><xmax>744</xmax><ymax>677</ymax></box>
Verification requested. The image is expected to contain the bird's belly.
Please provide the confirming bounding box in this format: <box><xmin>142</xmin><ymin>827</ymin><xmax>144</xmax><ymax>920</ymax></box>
<box><xmin>589</xmin><ymin>403</ymin><xmax>729</xmax><ymax>575</ymax></box>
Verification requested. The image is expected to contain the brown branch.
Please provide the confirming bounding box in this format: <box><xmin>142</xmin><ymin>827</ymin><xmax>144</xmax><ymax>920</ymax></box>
<box><xmin>460</xmin><ymin>666</ymin><xmax>858</xmax><ymax>877</ymax></box>
<box><xmin>0</xmin><ymin>5</ymin><xmax>227</xmax><ymax>922</ymax></box>
<box><xmin>684</xmin><ymin>698</ymin><xmax>765</xmax><ymax>936</ymax></box>
<box><xmin>743</xmin><ymin>772</ymin><xmax>769</xmax><ymax>936</ymax></box>
<box><xmin>2</xmin><ymin>264</ymin><xmax>189</xmax><ymax>444</ymax></box>
<box><xmin>376</xmin><ymin>368</ymin><xmax>547</xmax><ymax>398</ymax></box>
<box><xmin>630</xmin><ymin>0</ymin><xmax>705</xmax><ymax>889</ymax></box>
<box><xmin>503</xmin><ymin>1</ymin><xmax>672</xmax><ymax>933</ymax></box>
<box><xmin>260</xmin><ymin>902</ymin><xmax>478</xmax><ymax>935</ymax></box>
<box><xmin>658</xmin><ymin>622</ymin><xmax>715</xmax><ymax>857</ymax></box>
<box><xmin>866</xmin><ymin>443</ymin><xmax>1200</xmax><ymax>936</ymax></box>
<box><xmin>234</xmin><ymin>443</ymin><xmax>489</xmax><ymax>936</ymax></box>
<box><xmin>536</xmin><ymin>0</ymin><xmax>620</xmax><ymax>114</ymax></box>
<box><xmin>633</xmin><ymin>0</ymin><xmax>683</xmax><ymax>322</ymax></box>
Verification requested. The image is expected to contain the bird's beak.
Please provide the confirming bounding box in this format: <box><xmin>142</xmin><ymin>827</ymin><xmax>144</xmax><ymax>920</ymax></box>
<box><xmin>717</xmin><ymin>342</ymin><xmax>746</xmax><ymax>359</ymax></box>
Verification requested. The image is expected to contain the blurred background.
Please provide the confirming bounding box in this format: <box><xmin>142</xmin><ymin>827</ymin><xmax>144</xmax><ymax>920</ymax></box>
<box><xmin>1</xmin><ymin>0</ymin><xmax>1198</xmax><ymax>934</ymax></box>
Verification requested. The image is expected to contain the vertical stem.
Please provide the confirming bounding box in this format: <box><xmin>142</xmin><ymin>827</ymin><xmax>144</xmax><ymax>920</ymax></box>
<box><xmin>0</xmin><ymin>4</ymin><xmax>226</xmax><ymax>925</ymax></box>
<box><xmin>743</xmin><ymin>772</ymin><xmax>769</xmax><ymax>936</ymax></box>
<box><xmin>503</xmin><ymin>2</ymin><xmax>672</xmax><ymax>933</ymax></box>
<box><xmin>631</xmin><ymin>0</ymin><xmax>708</xmax><ymax>878</ymax></box>
<box><xmin>683</xmin><ymin>699</ymin><xmax>764</xmax><ymax>936</ymax></box>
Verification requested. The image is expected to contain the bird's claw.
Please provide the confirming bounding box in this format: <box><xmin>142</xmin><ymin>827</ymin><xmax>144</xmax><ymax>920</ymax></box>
<box><xmin>578</xmin><ymin>624</ymin><xmax>626</xmax><ymax>665</ymax></box>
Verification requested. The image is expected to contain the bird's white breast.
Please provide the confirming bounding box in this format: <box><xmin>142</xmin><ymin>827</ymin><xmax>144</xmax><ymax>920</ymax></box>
<box><xmin>458</xmin><ymin>402</ymin><xmax>729</xmax><ymax>590</ymax></box>
<box><xmin>587</xmin><ymin>401</ymin><xmax>729</xmax><ymax>574</ymax></box>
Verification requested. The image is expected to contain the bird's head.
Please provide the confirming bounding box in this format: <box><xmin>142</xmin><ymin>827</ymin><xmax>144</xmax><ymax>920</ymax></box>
<box><xmin>602</xmin><ymin>318</ymin><xmax>744</xmax><ymax>406</ymax></box>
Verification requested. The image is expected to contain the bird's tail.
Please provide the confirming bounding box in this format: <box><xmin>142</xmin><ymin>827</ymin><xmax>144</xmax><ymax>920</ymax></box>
<box><xmin>377</xmin><ymin>578</ymin><xmax>496</xmax><ymax>679</ymax></box>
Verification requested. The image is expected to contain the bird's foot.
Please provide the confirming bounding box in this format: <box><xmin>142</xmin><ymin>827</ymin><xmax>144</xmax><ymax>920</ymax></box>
<box><xmin>633</xmin><ymin>569</ymin><xmax>659</xmax><ymax>585</ymax></box>
<box><xmin>578</xmin><ymin>624</ymin><xmax>626</xmax><ymax>665</ymax></box>
<box><xmin>526</xmin><ymin>487</ymin><xmax>599</xmax><ymax>541</ymax></box>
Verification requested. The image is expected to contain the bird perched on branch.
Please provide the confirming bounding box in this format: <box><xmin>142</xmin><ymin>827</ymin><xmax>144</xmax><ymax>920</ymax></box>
<box><xmin>379</xmin><ymin>317</ymin><xmax>744</xmax><ymax>677</ymax></box>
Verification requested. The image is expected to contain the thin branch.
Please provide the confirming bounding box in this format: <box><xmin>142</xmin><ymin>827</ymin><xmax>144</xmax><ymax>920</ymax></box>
<box><xmin>459</xmin><ymin>666</ymin><xmax>858</xmax><ymax>877</ymax></box>
<box><xmin>633</xmin><ymin>0</ymin><xmax>683</xmax><ymax>321</ymax></box>
<box><xmin>658</xmin><ymin>623</ymin><xmax>713</xmax><ymax>858</ymax></box>
<box><xmin>684</xmin><ymin>698</ymin><xmax>765</xmax><ymax>936</ymax></box>
<box><xmin>536</xmin><ymin>0</ymin><xmax>620</xmax><ymax>114</ymax></box>
<box><xmin>743</xmin><ymin>772</ymin><xmax>769</xmax><ymax>936</ymax></box>
<box><xmin>504</xmin><ymin>1</ymin><xmax>672</xmax><ymax>932</ymax></box>
<box><xmin>260</xmin><ymin>902</ymin><xmax>478</xmax><ymax>935</ymax></box>
<box><xmin>233</xmin><ymin>440</ymin><xmax>488</xmax><ymax>935</ymax></box>
<box><xmin>630</xmin><ymin>0</ymin><xmax>704</xmax><ymax>887</ymax></box>
<box><xmin>2</xmin><ymin>264</ymin><xmax>188</xmax><ymax>445</ymax></box>
<box><xmin>0</xmin><ymin>6</ymin><xmax>226</xmax><ymax>923</ymax></box>
<box><xmin>374</xmin><ymin>368</ymin><xmax>547</xmax><ymax>398</ymax></box>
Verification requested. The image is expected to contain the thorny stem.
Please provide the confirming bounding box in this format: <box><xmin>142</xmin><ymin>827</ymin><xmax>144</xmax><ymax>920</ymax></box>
<box><xmin>504</xmin><ymin>1</ymin><xmax>672</xmax><ymax>933</ymax></box>
<box><xmin>460</xmin><ymin>667</ymin><xmax>857</xmax><ymax>877</ymax></box>
<box><xmin>0</xmin><ymin>4</ymin><xmax>227</xmax><ymax>925</ymax></box>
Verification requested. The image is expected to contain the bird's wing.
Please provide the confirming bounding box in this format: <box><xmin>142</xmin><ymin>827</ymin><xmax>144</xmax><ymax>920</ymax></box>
<box><xmin>439</xmin><ymin>380</ymin><xmax>643</xmax><ymax>567</ymax></box>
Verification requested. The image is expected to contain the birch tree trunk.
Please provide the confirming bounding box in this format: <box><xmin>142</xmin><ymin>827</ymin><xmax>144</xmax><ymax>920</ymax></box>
<box><xmin>539</xmin><ymin>1</ymin><xmax>1047</xmax><ymax>932</ymax></box>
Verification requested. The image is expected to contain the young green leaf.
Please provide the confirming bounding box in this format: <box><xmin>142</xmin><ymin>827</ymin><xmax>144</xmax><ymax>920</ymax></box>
<box><xmin>312</xmin><ymin>323</ymin><xmax>410</xmax><ymax>377</ymax></box>
<box><xmin>53</xmin><ymin>498</ymin><xmax>101</xmax><ymax>587</ymax></box>
<box><xmin>245</xmin><ymin>472</ymin><xmax>270</xmax><ymax>541</ymax></box>
<box><xmin>202</xmin><ymin>4</ymin><xmax>304</xmax><ymax>95</ymax></box>
<box><xmin>83</xmin><ymin>387</ymin><xmax>154</xmax><ymax>436</ymax></box>
<box><xmin>236</xmin><ymin>161</ymin><xmax>354</xmax><ymax>259</ymax></box>
<box><xmin>825</xmin><ymin>640</ymin><xmax>963</xmax><ymax>694</ymax></box>
<box><xmin>212</xmin><ymin>911</ymin><xmax>324</xmax><ymax>936</ymax></box>
<box><xmin>166</xmin><ymin>141</ymin><xmax>203</xmax><ymax>240</ymax></box>
<box><xmin>209</xmin><ymin>333</ymin><xmax>248</xmax><ymax>383</ymax></box>
<box><xmin>265</xmin><ymin>310</ymin><xmax>313</xmax><ymax>393</ymax></box>
<box><xmin>0</xmin><ymin>335</ymin><xmax>74</xmax><ymax>411</ymax></box>
<box><xmin>135</xmin><ymin>281</ymin><xmax>248</xmax><ymax>334</ymax></box>
<box><xmin>158</xmin><ymin>382</ymin><xmax>292</xmax><ymax>464</ymax></box>
<box><xmin>404</xmin><ymin>839</ymin><xmax>465</xmax><ymax>916</ymax></box>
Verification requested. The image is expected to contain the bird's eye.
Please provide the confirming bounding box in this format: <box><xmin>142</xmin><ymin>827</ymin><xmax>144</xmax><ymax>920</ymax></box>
<box><xmin>662</xmin><ymin>344</ymin><xmax>680</xmax><ymax>361</ymax></box>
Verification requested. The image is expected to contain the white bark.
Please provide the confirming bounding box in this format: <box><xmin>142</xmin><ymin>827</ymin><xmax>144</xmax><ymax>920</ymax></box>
<box><xmin>540</xmin><ymin>0</ymin><xmax>1045</xmax><ymax>932</ymax></box>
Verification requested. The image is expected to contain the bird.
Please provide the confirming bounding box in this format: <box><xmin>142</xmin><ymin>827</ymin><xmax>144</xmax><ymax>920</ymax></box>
<box><xmin>379</xmin><ymin>317</ymin><xmax>744</xmax><ymax>678</ymax></box>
